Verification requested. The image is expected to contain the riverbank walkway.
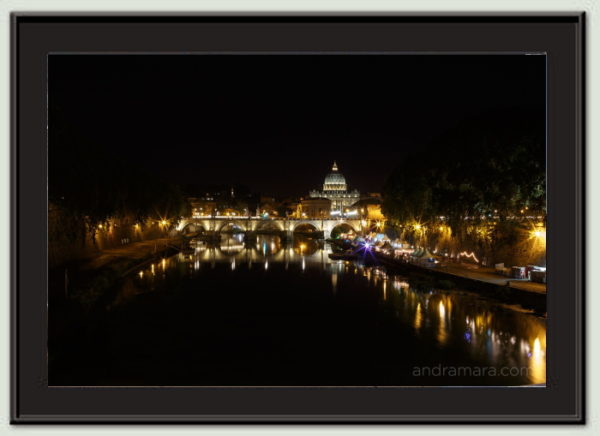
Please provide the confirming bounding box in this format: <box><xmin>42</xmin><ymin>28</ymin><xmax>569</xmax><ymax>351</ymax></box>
<box><xmin>435</xmin><ymin>263</ymin><xmax>546</xmax><ymax>294</ymax></box>
<box><xmin>83</xmin><ymin>237</ymin><xmax>179</xmax><ymax>271</ymax></box>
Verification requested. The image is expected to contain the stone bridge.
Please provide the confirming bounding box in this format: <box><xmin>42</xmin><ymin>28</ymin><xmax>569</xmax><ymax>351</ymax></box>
<box><xmin>176</xmin><ymin>216</ymin><xmax>362</xmax><ymax>239</ymax></box>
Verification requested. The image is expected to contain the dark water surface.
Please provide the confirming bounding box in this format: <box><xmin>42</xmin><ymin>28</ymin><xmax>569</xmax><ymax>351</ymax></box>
<box><xmin>50</xmin><ymin>235</ymin><xmax>546</xmax><ymax>386</ymax></box>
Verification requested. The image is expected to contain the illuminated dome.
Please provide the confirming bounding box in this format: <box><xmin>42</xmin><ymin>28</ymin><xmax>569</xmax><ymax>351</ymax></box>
<box><xmin>309</xmin><ymin>161</ymin><xmax>359</xmax><ymax>213</ymax></box>
<box><xmin>323</xmin><ymin>161</ymin><xmax>347</xmax><ymax>192</ymax></box>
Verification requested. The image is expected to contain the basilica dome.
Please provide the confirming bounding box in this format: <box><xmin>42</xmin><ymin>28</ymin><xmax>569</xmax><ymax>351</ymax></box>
<box><xmin>323</xmin><ymin>162</ymin><xmax>347</xmax><ymax>191</ymax></box>
<box><xmin>309</xmin><ymin>161</ymin><xmax>360</xmax><ymax>213</ymax></box>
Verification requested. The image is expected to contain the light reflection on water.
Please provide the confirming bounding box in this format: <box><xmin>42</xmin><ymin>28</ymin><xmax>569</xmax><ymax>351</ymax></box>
<box><xmin>118</xmin><ymin>234</ymin><xmax>546</xmax><ymax>385</ymax></box>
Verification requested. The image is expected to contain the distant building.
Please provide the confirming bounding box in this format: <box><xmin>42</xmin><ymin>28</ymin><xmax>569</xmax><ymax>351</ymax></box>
<box><xmin>353</xmin><ymin>197</ymin><xmax>385</xmax><ymax>221</ymax></box>
<box><xmin>299</xmin><ymin>197</ymin><xmax>331</xmax><ymax>218</ymax></box>
<box><xmin>189</xmin><ymin>197</ymin><xmax>217</xmax><ymax>217</ymax></box>
<box><xmin>309</xmin><ymin>161</ymin><xmax>360</xmax><ymax>213</ymax></box>
<box><xmin>259</xmin><ymin>196</ymin><xmax>279</xmax><ymax>216</ymax></box>
<box><xmin>280</xmin><ymin>197</ymin><xmax>301</xmax><ymax>218</ymax></box>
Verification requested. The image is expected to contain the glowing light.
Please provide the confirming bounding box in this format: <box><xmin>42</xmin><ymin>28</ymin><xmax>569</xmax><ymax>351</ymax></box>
<box><xmin>438</xmin><ymin>301</ymin><xmax>445</xmax><ymax>318</ymax></box>
<box><xmin>264</xmin><ymin>260</ymin><xmax>269</xmax><ymax>270</ymax></box>
<box><xmin>161</xmin><ymin>220</ymin><xmax>167</xmax><ymax>226</ymax></box>
<box><xmin>531</xmin><ymin>226</ymin><xmax>546</xmax><ymax>241</ymax></box>
<box><xmin>414</xmin><ymin>224</ymin><xmax>421</xmax><ymax>230</ymax></box>
<box><xmin>459</xmin><ymin>251</ymin><xmax>479</xmax><ymax>263</ymax></box>
<box><xmin>161</xmin><ymin>258</ymin><xmax>166</xmax><ymax>269</ymax></box>
<box><xmin>151</xmin><ymin>264</ymin><xmax>155</xmax><ymax>275</ymax></box>
<box><xmin>98</xmin><ymin>224</ymin><xmax>103</xmax><ymax>229</ymax></box>
<box><xmin>138</xmin><ymin>270</ymin><xmax>144</xmax><ymax>278</ymax></box>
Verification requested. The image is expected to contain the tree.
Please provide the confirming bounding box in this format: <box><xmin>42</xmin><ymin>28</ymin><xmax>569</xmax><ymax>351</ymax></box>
<box><xmin>382</xmin><ymin>105</ymin><xmax>545</xmax><ymax>265</ymax></box>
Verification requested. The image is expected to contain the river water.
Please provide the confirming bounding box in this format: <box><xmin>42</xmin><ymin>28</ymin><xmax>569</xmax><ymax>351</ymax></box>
<box><xmin>53</xmin><ymin>234</ymin><xmax>546</xmax><ymax>386</ymax></box>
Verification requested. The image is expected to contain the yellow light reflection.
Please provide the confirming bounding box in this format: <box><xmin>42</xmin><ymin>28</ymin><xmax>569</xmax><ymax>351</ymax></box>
<box><xmin>529</xmin><ymin>335</ymin><xmax>546</xmax><ymax>384</ymax></box>
<box><xmin>414</xmin><ymin>303</ymin><xmax>422</xmax><ymax>331</ymax></box>
<box><xmin>437</xmin><ymin>300</ymin><xmax>448</xmax><ymax>345</ymax></box>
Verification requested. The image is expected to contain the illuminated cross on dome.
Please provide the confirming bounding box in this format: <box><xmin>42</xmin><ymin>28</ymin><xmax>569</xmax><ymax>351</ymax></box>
<box><xmin>332</xmin><ymin>161</ymin><xmax>338</xmax><ymax>171</ymax></box>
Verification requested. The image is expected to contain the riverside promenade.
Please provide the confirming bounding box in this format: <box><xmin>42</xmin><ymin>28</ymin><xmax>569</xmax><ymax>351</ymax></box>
<box><xmin>435</xmin><ymin>263</ymin><xmax>546</xmax><ymax>294</ymax></box>
<box><xmin>373</xmin><ymin>251</ymin><xmax>546</xmax><ymax>294</ymax></box>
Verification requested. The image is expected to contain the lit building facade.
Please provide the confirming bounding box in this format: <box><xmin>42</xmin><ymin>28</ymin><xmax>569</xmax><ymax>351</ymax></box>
<box><xmin>309</xmin><ymin>161</ymin><xmax>360</xmax><ymax>213</ymax></box>
<box><xmin>298</xmin><ymin>197</ymin><xmax>331</xmax><ymax>218</ymax></box>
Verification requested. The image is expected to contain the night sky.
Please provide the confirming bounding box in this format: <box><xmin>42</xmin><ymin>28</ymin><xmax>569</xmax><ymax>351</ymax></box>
<box><xmin>49</xmin><ymin>54</ymin><xmax>546</xmax><ymax>198</ymax></box>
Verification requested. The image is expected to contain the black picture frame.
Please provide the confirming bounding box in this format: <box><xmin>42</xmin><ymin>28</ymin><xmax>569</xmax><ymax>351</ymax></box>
<box><xmin>11</xmin><ymin>13</ymin><xmax>585</xmax><ymax>424</ymax></box>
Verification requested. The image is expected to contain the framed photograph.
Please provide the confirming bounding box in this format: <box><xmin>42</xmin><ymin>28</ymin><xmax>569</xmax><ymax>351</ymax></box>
<box><xmin>11</xmin><ymin>13</ymin><xmax>584</xmax><ymax>423</ymax></box>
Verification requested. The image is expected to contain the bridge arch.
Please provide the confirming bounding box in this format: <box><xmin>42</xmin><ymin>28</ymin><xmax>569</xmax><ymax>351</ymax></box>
<box><xmin>255</xmin><ymin>220</ymin><xmax>285</xmax><ymax>233</ymax></box>
<box><xmin>330</xmin><ymin>222</ymin><xmax>356</xmax><ymax>239</ymax></box>
<box><xmin>181</xmin><ymin>222</ymin><xmax>206</xmax><ymax>234</ymax></box>
<box><xmin>218</xmin><ymin>221</ymin><xmax>247</xmax><ymax>233</ymax></box>
<box><xmin>293</xmin><ymin>222</ymin><xmax>320</xmax><ymax>234</ymax></box>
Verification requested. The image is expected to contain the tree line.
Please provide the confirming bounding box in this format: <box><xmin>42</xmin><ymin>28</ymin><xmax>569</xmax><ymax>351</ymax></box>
<box><xmin>49</xmin><ymin>107</ymin><xmax>189</xmax><ymax>242</ymax></box>
<box><xmin>382</xmin><ymin>105</ymin><xmax>546</xmax><ymax>266</ymax></box>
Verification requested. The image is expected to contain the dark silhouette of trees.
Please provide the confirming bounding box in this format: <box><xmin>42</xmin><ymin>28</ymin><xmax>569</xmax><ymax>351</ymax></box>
<box><xmin>49</xmin><ymin>106</ymin><xmax>188</xmax><ymax>241</ymax></box>
<box><xmin>382</xmin><ymin>105</ymin><xmax>545</xmax><ymax>265</ymax></box>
